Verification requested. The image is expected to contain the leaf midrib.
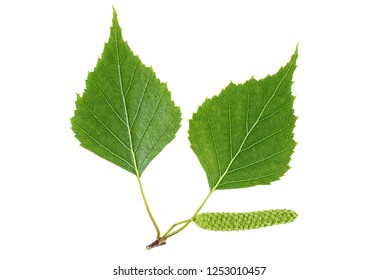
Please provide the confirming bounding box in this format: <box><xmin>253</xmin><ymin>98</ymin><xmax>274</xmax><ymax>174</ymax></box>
<box><xmin>212</xmin><ymin>60</ymin><xmax>296</xmax><ymax>190</ymax></box>
<box><xmin>114</xmin><ymin>32</ymin><xmax>139</xmax><ymax>175</ymax></box>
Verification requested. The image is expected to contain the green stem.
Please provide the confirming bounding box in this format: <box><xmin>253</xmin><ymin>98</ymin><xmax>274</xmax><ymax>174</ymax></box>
<box><xmin>163</xmin><ymin>219</ymin><xmax>190</xmax><ymax>237</ymax></box>
<box><xmin>136</xmin><ymin>174</ymin><xmax>160</xmax><ymax>238</ymax></box>
<box><xmin>163</xmin><ymin>187</ymin><xmax>217</xmax><ymax>239</ymax></box>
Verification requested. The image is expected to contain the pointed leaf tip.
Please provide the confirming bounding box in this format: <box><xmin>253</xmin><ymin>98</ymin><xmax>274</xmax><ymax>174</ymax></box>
<box><xmin>111</xmin><ymin>7</ymin><xmax>120</xmax><ymax>29</ymax></box>
<box><xmin>189</xmin><ymin>48</ymin><xmax>298</xmax><ymax>190</ymax></box>
<box><xmin>71</xmin><ymin>9</ymin><xmax>181</xmax><ymax>175</ymax></box>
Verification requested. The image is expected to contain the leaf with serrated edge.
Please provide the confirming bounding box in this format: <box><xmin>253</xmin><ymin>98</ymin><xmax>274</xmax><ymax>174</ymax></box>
<box><xmin>71</xmin><ymin>9</ymin><xmax>181</xmax><ymax>176</ymax></box>
<box><xmin>189</xmin><ymin>48</ymin><xmax>298</xmax><ymax>190</ymax></box>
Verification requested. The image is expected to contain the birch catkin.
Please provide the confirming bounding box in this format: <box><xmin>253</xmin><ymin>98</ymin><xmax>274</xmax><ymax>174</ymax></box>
<box><xmin>195</xmin><ymin>209</ymin><xmax>297</xmax><ymax>231</ymax></box>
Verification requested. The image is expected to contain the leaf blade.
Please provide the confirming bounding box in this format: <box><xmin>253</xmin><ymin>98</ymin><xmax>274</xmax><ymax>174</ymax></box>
<box><xmin>71</xmin><ymin>9</ymin><xmax>181</xmax><ymax>175</ymax></box>
<box><xmin>189</xmin><ymin>48</ymin><xmax>298</xmax><ymax>189</ymax></box>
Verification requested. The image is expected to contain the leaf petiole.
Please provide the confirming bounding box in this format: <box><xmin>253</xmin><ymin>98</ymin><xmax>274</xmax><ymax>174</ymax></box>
<box><xmin>162</xmin><ymin>186</ymin><xmax>218</xmax><ymax>240</ymax></box>
<box><xmin>163</xmin><ymin>219</ymin><xmax>190</xmax><ymax>237</ymax></box>
<box><xmin>136</xmin><ymin>174</ymin><xmax>160</xmax><ymax>238</ymax></box>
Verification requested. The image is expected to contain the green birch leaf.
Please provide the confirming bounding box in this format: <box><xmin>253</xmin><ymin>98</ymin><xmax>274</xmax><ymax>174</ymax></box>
<box><xmin>71</xmin><ymin>9</ymin><xmax>181</xmax><ymax>176</ymax></box>
<box><xmin>195</xmin><ymin>209</ymin><xmax>298</xmax><ymax>231</ymax></box>
<box><xmin>189</xmin><ymin>48</ymin><xmax>298</xmax><ymax>190</ymax></box>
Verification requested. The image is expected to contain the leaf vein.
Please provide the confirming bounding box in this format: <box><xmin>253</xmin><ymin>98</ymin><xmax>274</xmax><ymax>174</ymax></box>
<box><xmin>192</xmin><ymin>127</ymin><xmax>215</xmax><ymax>186</ymax></box>
<box><xmin>119</xmin><ymin>47</ymin><xmax>128</xmax><ymax>66</ymax></box>
<box><xmin>246</xmin><ymin>92</ymin><xmax>250</xmax><ymax>133</ymax></box>
<box><xmin>124</xmin><ymin>63</ymin><xmax>138</xmax><ymax>99</ymax></box>
<box><xmin>91</xmin><ymin>79</ymin><xmax>127</xmax><ymax>126</ymax></box>
<box><xmin>138</xmin><ymin>114</ymin><xmax>176</xmax><ymax>170</ymax></box>
<box><xmin>130</xmin><ymin>71</ymin><xmax>152</xmax><ymax>129</ymax></box>
<box><xmin>260</xmin><ymin>100</ymin><xmax>293</xmax><ymax>122</ymax></box>
<box><xmin>240</xmin><ymin>120</ymin><xmax>295</xmax><ymax>152</ymax></box>
<box><xmin>207</xmin><ymin>110</ymin><xmax>222</xmax><ymax>177</ymax></box>
<box><xmin>82</xmin><ymin>102</ymin><xmax>132</xmax><ymax>151</ymax></box>
<box><xmin>75</xmin><ymin>124</ymin><xmax>135</xmax><ymax>171</ymax></box>
<box><xmin>228</xmin><ymin>95</ymin><xmax>233</xmax><ymax>159</ymax></box>
<box><xmin>135</xmin><ymin>92</ymin><xmax>164</xmax><ymax>153</ymax></box>
<box><xmin>227</xmin><ymin>147</ymin><xmax>293</xmax><ymax>174</ymax></box>
<box><xmin>219</xmin><ymin>171</ymin><xmax>284</xmax><ymax>188</ymax></box>
<box><xmin>99</xmin><ymin>62</ymin><xmax>123</xmax><ymax>94</ymax></box>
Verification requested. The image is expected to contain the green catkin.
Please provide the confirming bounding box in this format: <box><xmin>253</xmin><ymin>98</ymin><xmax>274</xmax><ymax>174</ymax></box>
<box><xmin>194</xmin><ymin>209</ymin><xmax>297</xmax><ymax>231</ymax></box>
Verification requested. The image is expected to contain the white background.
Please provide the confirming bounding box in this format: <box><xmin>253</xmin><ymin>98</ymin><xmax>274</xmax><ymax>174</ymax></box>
<box><xmin>1</xmin><ymin>0</ymin><xmax>378</xmax><ymax>279</ymax></box>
